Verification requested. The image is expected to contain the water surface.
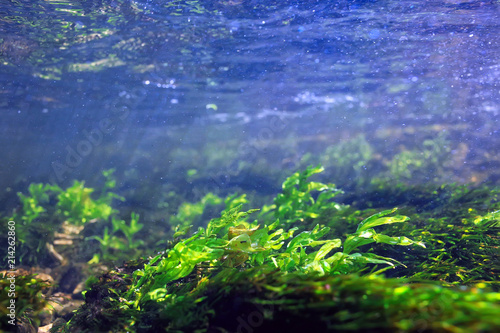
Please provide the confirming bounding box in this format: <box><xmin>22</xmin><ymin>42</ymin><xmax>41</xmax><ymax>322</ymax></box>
<box><xmin>1</xmin><ymin>0</ymin><xmax>499</xmax><ymax>206</ymax></box>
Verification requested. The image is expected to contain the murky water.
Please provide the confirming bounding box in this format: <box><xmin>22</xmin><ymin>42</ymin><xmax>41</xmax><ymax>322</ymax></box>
<box><xmin>1</xmin><ymin>0</ymin><xmax>499</xmax><ymax>207</ymax></box>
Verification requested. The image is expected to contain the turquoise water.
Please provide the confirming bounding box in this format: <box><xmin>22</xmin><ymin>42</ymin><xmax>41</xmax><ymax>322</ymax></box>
<box><xmin>1</xmin><ymin>0</ymin><xmax>499</xmax><ymax>207</ymax></box>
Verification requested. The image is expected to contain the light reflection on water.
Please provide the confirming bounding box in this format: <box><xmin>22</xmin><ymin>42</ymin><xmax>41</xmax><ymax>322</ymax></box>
<box><xmin>0</xmin><ymin>0</ymin><xmax>498</xmax><ymax>204</ymax></box>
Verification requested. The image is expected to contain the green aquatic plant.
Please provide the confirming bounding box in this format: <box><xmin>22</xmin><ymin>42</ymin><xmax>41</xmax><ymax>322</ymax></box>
<box><xmin>402</xmin><ymin>207</ymin><xmax>500</xmax><ymax>287</ymax></box>
<box><xmin>87</xmin><ymin>213</ymin><xmax>145</xmax><ymax>264</ymax></box>
<box><xmin>55</xmin><ymin>166</ymin><xmax>500</xmax><ymax>333</ymax></box>
<box><xmin>254</xmin><ymin>207</ymin><xmax>423</xmax><ymax>276</ymax></box>
<box><xmin>48</xmin><ymin>165</ymin><xmax>500</xmax><ymax>332</ymax></box>
<box><xmin>0</xmin><ymin>272</ymin><xmax>51</xmax><ymax>331</ymax></box>
<box><xmin>57</xmin><ymin>166</ymin><xmax>426</xmax><ymax>333</ymax></box>
<box><xmin>259</xmin><ymin>165</ymin><xmax>365</xmax><ymax>239</ymax></box>
<box><xmin>56</xmin><ymin>169</ymin><xmax>123</xmax><ymax>226</ymax></box>
<box><xmin>16</xmin><ymin>183</ymin><xmax>59</xmax><ymax>225</ymax></box>
<box><xmin>112</xmin><ymin>212</ymin><xmax>144</xmax><ymax>249</ymax></box>
<box><xmin>320</xmin><ymin>134</ymin><xmax>375</xmax><ymax>187</ymax></box>
<box><xmin>472</xmin><ymin>209</ymin><xmax>500</xmax><ymax>228</ymax></box>
<box><xmin>270</xmin><ymin>165</ymin><xmax>344</xmax><ymax>225</ymax></box>
<box><xmin>342</xmin><ymin>182</ymin><xmax>500</xmax><ymax>287</ymax></box>
<box><xmin>300</xmin><ymin>131</ymin><xmax>456</xmax><ymax>188</ymax></box>
<box><xmin>388</xmin><ymin>132</ymin><xmax>451</xmax><ymax>182</ymax></box>
<box><xmin>6</xmin><ymin>183</ymin><xmax>63</xmax><ymax>263</ymax></box>
<box><xmin>169</xmin><ymin>192</ymin><xmax>223</xmax><ymax>232</ymax></box>
<box><xmin>1</xmin><ymin>169</ymin><xmax>124</xmax><ymax>265</ymax></box>
<box><xmin>87</xmin><ymin>226</ymin><xmax>117</xmax><ymax>264</ymax></box>
<box><xmin>59</xmin><ymin>262</ymin><xmax>500</xmax><ymax>332</ymax></box>
<box><xmin>124</xmin><ymin>168</ymin><xmax>422</xmax><ymax>311</ymax></box>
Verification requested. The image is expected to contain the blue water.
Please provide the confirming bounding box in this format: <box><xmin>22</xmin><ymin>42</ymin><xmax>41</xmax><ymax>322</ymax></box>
<box><xmin>1</xmin><ymin>0</ymin><xmax>499</xmax><ymax>207</ymax></box>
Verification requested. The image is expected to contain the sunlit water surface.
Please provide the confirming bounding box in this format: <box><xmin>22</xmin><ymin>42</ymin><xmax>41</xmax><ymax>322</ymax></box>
<box><xmin>1</xmin><ymin>0</ymin><xmax>499</xmax><ymax>208</ymax></box>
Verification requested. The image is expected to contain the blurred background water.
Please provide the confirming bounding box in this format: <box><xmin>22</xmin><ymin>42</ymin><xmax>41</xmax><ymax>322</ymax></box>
<box><xmin>1</xmin><ymin>0</ymin><xmax>499</xmax><ymax>212</ymax></box>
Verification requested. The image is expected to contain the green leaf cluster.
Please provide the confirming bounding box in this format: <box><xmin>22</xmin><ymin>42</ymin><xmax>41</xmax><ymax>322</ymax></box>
<box><xmin>87</xmin><ymin>212</ymin><xmax>144</xmax><ymax>264</ymax></box>
<box><xmin>2</xmin><ymin>170</ymin><xmax>124</xmax><ymax>265</ymax></box>
<box><xmin>389</xmin><ymin>132</ymin><xmax>451</xmax><ymax>182</ymax></box>
<box><xmin>319</xmin><ymin>134</ymin><xmax>374</xmax><ymax>187</ymax></box>
<box><xmin>55</xmin><ymin>166</ymin><xmax>500</xmax><ymax>333</ymax></box>
<box><xmin>122</xmin><ymin>166</ymin><xmax>423</xmax><ymax>313</ymax></box>
<box><xmin>55</xmin><ymin>180</ymin><xmax>121</xmax><ymax>226</ymax></box>
<box><xmin>402</xmin><ymin>208</ymin><xmax>499</xmax><ymax>286</ymax></box>
<box><xmin>347</xmin><ymin>182</ymin><xmax>500</xmax><ymax>286</ymax></box>
<box><xmin>169</xmin><ymin>192</ymin><xmax>223</xmax><ymax>231</ymax></box>
<box><xmin>0</xmin><ymin>272</ymin><xmax>50</xmax><ymax>331</ymax></box>
<box><xmin>271</xmin><ymin>165</ymin><xmax>344</xmax><ymax>225</ymax></box>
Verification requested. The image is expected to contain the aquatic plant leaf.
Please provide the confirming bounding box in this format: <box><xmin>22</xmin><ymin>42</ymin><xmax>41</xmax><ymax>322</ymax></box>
<box><xmin>337</xmin><ymin>253</ymin><xmax>403</xmax><ymax>274</ymax></box>
<box><xmin>314</xmin><ymin>239</ymin><xmax>342</xmax><ymax>261</ymax></box>
<box><xmin>356</xmin><ymin>208</ymin><xmax>409</xmax><ymax>233</ymax></box>
<box><xmin>171</xmin><ymin>192</ymin><xmax>224</xmax><ymax>231</ymax></box>
<box><xmin>206</xmin><ymin>206</ymin><xmax>259</xmax><ymax>238</ymax></box>
<box><xmin>87</xmin><ymin>226</ymin><xmax>112</xmax><ymax>246</ymax></box>
<box><xmin>205</xmin><ymin>206</ymin><xmax>240</xmax><ymax>237</ymax></box>
<box><xmin>18</xmin><ymin>193</ymin><xmax>46</xmax><ymax>224</ymax></box>
<box><xmin>15</xmin><ymin>183</ymin><xmax>61</xmax><ymax>226</ymax></box>
<box><xmin>266</xmin><ymin>218</ymin><xmax>281</xmax><ymax>231</ymax></box>
<box><xmin>302</xmin><ymin>165</ymin><xmax>325</xmax><ymax>179</ymax></box>
<box><xmin>273</xmin><ymin>165</ymin><xmax>346</xmax><ymax>228</ymax></box>
<box><xmin>325</xmin><ymin>251</ymin><xmax>345</xmax><ymax>266</ymax></box>
<box><xmin>307</xmin><ymin>181</ymin><xmax>330</xmax><ymax>192</ymax></box>
<box><xmin>251</xmin><ymin>226</ymin><xmax>288</xmax><ymax>252</ymax></box>
<box><xmin>147</xmin><ymin>288</ymin><xmax>169</xmax><ymax>302</ymax></box>
<box><xmin>304</xmin><ymin>258</ymin><xmax>331</xmax><ymax>275</ymax></box>
<box><xmin>56</xmin><ymin>180</ymin><xmax>119</xmax><ymax>225</ymax></box>
<box><xmin>173</xmin><ymin>225</ymin><xmax>192</xmax><ymax>239</ymax></box>
<box><xmin>473</xmin><ymin>210</ymin><xmax>500</xmax><ymax>227</ymax></box>
<box><xmin>228</xmin><ymin>224</ymin><xmax>259</xmax><ymax>240</ymax></box>
<box><xmin>354</xmin><ymin>253</ymin><xmax>401</xmax><ymax>266</ymax></box>
<box><xmin>374</xmin><ymin>234</ymin><xmax>426</xmax><ymax>248</ymax></box>
<box><xmin>286</xmin><ymin>225</ymin><xmax>330</xmax><ymax>253</ymax></box>
<box><xmin>224</xmin><ymin>193</ymin><xmax>249</xmax><ymax>211</ymax></box>
<box><xmin>343</xmin><ymin>235</ymin><xmax>376</xmax><ymax>255</ymax></box>
<box><xmin>111</xmin><ymin>214</ymin><xmax>143</xmax><ymax>240</ymax></box>
<box><xmin>226</xmin><ymin>233</ymin><xmax>253</xmax><ymax>253</ymax></box>
<box><xmin>149</xmin><ymin>240</ymin><xmax>225</xmax><ymax>291</ymax></box>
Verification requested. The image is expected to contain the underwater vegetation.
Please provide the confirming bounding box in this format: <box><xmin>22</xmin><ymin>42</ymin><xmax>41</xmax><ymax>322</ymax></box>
<box><xmin>0</xmin><ymin>169</ymin><xmax>144</xmax><ymax>266</ymax></box>
<box><xmin>153</xmin><ymin>129</ymin><xmax>464</xmax><ymax>207</ymax></box>
<box><xmin>0</xmin><ymin>271</ymin><xmax>51</xmax><ymax>331</ymax></box>
<box><xmin>361</xmin><ymin>183</ymin><xmax>500</xmax><ymax>287</ymax></box>
<box><xmin>88</xmin><ymin>126</ymin><xmax>492</xmax><ymax>225</ymax></box>
<box><xmin>1</xmin><ymin>166</ymin><xmax>498</xmax><ymax>332</ymax></box>
<box><xmin>311</xmin><ymin>131</ymin><xmax>454</xmax><ymax>189</ymax></box>
<box><xmin>27</xmin><ymin>165</ymin><xmax>496</xmax><ymax>333</ymax></box>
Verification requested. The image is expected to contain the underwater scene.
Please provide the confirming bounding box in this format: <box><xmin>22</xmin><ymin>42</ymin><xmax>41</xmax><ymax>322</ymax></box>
<box><xmin>1</xmin><ymin>0</ymin><xmax>499</xmax><ymax>332</ymax></box>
